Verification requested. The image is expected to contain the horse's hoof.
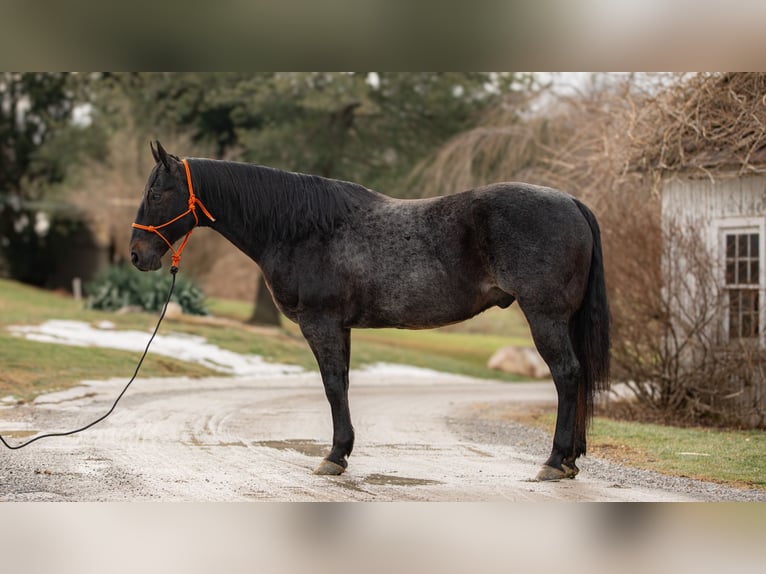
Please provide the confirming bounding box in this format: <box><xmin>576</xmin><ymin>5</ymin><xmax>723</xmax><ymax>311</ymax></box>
<box><xmin>562</xmin><ymin>462</ymin><xmax>579</xmax><ymax>478</ymax></box>
<box><xmin>313</xmin><ymin>459</ymin><xmax>346</xmax><ymax>476</ymax></box>
<box><xmin>535</xmin><ymin>465</ymin><xmax>566</xmax><ymax>481</ymax></box>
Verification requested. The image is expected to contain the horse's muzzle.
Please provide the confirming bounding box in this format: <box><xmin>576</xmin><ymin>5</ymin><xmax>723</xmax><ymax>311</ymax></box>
<box><xmin>129</xmin><ymin>246</ymin><xmax>162</xmax><ymax>271</ymax></box>
<box><xmin>129</xmin><ymin>235</ymin><xmax>164</xmax><ymax>271</ymax></box>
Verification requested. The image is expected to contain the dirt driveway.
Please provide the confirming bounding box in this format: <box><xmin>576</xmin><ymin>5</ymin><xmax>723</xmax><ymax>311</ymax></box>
<box><xmin>4</xmin><ymin>367</ymin><xmax>761</xmax><ymax>502</ymax></box>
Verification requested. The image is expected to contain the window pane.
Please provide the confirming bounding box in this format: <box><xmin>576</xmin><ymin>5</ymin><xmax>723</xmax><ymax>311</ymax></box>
<box><xmin>751</xmin><ymin>233</ymin><xmax>759</xmax><ymax>257</ymax></box>
<box><xmin>730</xmin><ymin>290</ymin><xmax>740</xmax><ymax>312</ymax></box>
<box><xmin>728</xmin><ymin>290</ymin><xmax>760</xmax><ymax>339</ymax></box>
<box><xmin>751</xmin><ymin>260</ymin><xmax>759</xmax><ymax>285</ymax></box>
<box><xmin>738</xmin><ymin>261</ymin><xmax>748</xmax><ymax>284</ymax></box>
<box><xmin>738</xmin><ymin>234</ymin><xmax>748</xmax><ymax>257</ymax></box>
<box><xmin>727</xmin><ymin>234</ymin><xmax>736</xmax><ymax>258</ymax></box>
<box><xmin>726</xmin><ymin>262</ymin><xmax>736</xmax><ymax>284</ymax></box>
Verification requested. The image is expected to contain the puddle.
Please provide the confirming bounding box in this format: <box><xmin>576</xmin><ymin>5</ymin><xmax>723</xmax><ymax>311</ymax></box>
<box><xmin>330</xmin><ymin>479</ymin><xmax>375</xmax><ymax>495</ymax></box>
<box><xmin>186</xmin><ymin>435</ymin><xmax>247</xmax><ymax>447</ymax></box>
<box><xmin>252</xmin><ymin>439</ymin><xmax>328</xmax><ymax>458</ymax></box>
<box><xmin>363</xmin><ymin>473</ymin><xmax>442</xmax><ymax>487</ymax></box>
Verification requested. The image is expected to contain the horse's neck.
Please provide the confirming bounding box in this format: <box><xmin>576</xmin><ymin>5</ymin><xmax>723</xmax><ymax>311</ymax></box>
<box><xmin>200</xmin><ymin>166</ymin><xmax>273</xmax><ymax>263</ymax></box>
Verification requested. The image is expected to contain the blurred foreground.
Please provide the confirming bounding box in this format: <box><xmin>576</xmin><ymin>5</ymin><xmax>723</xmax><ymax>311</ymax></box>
<box><xmin>0</xmin><ymin>503</ymin><xmax>762</xmax><ymax>574</ymax></box>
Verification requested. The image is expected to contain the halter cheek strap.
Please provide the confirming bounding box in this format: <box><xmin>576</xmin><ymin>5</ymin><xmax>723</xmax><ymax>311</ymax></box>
<box><xmin>132</xmin><ymin>159</ymin><xmax>215</xmax><ymax>269</ymax></box>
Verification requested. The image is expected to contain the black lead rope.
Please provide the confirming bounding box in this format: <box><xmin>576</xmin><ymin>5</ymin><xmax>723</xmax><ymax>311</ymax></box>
<box><xmin>0</xmin><ymin>267</ymin><xmax>178</xmax><ymax>450</ymax></box>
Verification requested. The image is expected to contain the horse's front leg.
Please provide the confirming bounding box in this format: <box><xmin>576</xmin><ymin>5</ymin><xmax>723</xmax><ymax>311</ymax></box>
<box><xmin>299</xmin><ymin>317</ymin><xmax>354</xmax><ymax>475</ymax></box>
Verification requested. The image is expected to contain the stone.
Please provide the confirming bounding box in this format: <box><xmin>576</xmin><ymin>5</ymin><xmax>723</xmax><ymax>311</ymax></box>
<box><xmin>487</xmin><ymin>346</ymin><xmax>550</xmax><ymax>379</ymax></box>
<box><xmin>164</xmin><ymin>302</ymin><xmax>183</xmax><ymax>319</ymax></box>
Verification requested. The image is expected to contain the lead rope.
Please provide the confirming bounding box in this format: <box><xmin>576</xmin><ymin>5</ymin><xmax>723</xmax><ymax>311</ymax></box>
<box><xmin>0</xmin><ymin>266</ymin><xmax>178</xmax><ymax>450</ymax></box>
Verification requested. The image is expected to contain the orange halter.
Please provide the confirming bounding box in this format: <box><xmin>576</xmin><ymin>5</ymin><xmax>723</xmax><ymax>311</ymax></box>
<box><xmin>132</xmin><ymin>159</ymin><xmax>215</xmax><ymax>269</ymax></box>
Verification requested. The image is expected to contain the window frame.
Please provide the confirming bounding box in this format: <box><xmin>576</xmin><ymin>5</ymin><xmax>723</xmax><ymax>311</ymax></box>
<box><xmin>713</xmin><ymin>217</ymin><xmax>766</xmax><ymax>347</ymax></box>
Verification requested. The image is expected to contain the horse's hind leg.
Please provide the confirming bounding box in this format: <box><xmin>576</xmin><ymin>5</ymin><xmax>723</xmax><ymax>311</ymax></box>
<box><xmin>523</xmin><ymin>310</ymin><xmax>582</xmax><ymax>481</ymax></box>
<box><xmin>299</xmin><ymin>317</ymin><xmax>355</xmax><ymax>475</ymax></box>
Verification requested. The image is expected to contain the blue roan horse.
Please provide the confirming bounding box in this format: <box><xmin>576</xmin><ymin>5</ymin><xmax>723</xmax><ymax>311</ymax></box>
<box><xmin>130</xmin><ymin>141</ymin><xmax>610</xmax><ymax>481</ymax></box>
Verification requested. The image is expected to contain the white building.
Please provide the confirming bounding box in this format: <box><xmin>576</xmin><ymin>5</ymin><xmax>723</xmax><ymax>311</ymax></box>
<box><xmin>661</xmin><ymin>167</ymin><xmax>766</xmax><ymax>425</ymax></box>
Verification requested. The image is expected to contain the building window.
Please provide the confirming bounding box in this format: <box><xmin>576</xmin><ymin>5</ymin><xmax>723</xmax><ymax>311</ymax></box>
<box><xmin>725</xmin><ymin>232</ymin><xmax>760</xmax><ymax>339</ymax></box>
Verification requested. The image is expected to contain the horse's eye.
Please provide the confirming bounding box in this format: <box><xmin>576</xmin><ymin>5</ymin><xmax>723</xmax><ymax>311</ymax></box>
<box><xmin>150</xmin><ymin>190</ymin><xmax>161</xmax><ymax>202</ymax></box>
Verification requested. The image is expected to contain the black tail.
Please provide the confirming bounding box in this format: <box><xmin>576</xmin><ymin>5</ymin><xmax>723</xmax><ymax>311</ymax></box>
<box><xmin>571</xmin><ymin>199</ymin><xmax>611</xmax><ymax>456</ymax></box>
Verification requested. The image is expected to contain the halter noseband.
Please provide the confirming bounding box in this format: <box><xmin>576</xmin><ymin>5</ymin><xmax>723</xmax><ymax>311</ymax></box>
<box><xmin>132</xmin><ymin>159</ymin><xmax>215</xmax><ymax>269</ymax></box>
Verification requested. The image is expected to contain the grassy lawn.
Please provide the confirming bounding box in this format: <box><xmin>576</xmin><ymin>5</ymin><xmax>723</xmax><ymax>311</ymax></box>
<box><xmin>0</xmin><ymin>279</ymin><xmax>220</xmax><ymax>401</ymax></box>
<box><xmin>0</xmin><ymin>337</ymin><xmax>215</xmax><ymax>403</ymax></box>
<box><xmin>206</xmin><ymin>296</ymin><xmax>534</xmax><ymax>381</ymax></box>
<box><xmin>1</xmin><ymin>278</ymin><xmax>533</xmax><ymax>401</ymax></box>
<box><xmin>522</xmin><ymin>410</ymin><xmax>766</xmax><ymax>490</ymax></box>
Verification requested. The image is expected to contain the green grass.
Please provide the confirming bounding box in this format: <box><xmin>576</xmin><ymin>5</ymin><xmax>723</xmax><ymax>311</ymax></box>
<box><xmin>1</xmin><ymin>278</ymin><xmax>534</xmax><ymax>402</ymax></box>
<box><xmin>350</xmin><ymin>328</ymin><xmax>530</xmax><ymax>380</ymax></box>
<box><xmin>0</xmin><ymin>277</ymin><xmax>156</xmax><ymax>329</ymax></box>
<box><xmin>525</xmin><ymin>411</ymin><xmax>766</xmax><ymax>490</ymax></box>
<box><xmin>0</xmin><ymin>336</ymin><xmax>215</xmax><ymax>402</ymax></box>
<box><xmin>207</xmin><ymin>295</ymin><xmax>533</xmax><ymax>341</ymax></box>
<box><xmin>0</xmin><ymin>278</ymin><xmax>218</xmax><ymax>401</ymax></box>
<box><xmin>207</xmin><ymin>296</ymin><xmax>534</xmax><ymax>381</ymax></box>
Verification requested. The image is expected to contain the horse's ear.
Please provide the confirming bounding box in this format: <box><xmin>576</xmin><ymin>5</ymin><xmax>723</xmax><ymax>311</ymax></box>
<box><xmin>155</xmin><ymin>140</ymin><xmax>171</xmax><ymax>170</ymax></box>
<box><xmin>150</xmin><ymin>141</ymin><xmax>160</xmax><ymax>164</ymax></box>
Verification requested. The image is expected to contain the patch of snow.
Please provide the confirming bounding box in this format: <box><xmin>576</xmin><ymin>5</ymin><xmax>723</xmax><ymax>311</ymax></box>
<box><xmin>7</xmin><ymin>320</ymin><xmax>469</xmax><ymax>384</ymax></box>
<box><xmin>8</xmin><ymin>320</ymin><xmax>303</xmax><ymax>378</ymax></box>
<box><xmin>351</xmin><ymin>362</ymin><xmax>486</xmax><ymax>386</ymax></box>
<box><xmin>358</xmin><ymin>362</ymin><xmax>446</xmax><ymax>379</ymax></box>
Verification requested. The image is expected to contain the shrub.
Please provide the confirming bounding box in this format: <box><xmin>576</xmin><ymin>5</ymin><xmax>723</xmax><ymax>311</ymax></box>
<box><xmin>87</xmin><ymin>264</ymin><xmax>207</xmax><ymax>315</ymax></box>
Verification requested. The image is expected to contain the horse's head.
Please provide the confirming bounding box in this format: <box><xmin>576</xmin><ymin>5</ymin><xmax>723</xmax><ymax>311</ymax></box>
<box><xmin>129</xmin><ymin>141</ymin><xmax>193</xmax><ymax>271</ymax></box>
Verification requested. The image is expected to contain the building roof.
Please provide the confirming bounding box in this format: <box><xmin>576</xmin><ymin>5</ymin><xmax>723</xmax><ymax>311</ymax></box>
<box><xmin>635</xmin><ymin>73</ymin><xmax>766</xmax><ymax>176</ymax></box>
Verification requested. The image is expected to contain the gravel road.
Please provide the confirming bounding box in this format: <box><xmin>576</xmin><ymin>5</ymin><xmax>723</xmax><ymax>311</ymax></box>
<box><xmin>2</xmin><ymin>369</ymin><xmax>763</xmax><ymax>502</ymax></box>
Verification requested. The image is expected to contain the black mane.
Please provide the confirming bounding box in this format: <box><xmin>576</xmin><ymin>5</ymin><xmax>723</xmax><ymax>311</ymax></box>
<box><xmin>187</xmin><ymin>159</ymin><xmax>384</xmax><ymax>241</ymax></box>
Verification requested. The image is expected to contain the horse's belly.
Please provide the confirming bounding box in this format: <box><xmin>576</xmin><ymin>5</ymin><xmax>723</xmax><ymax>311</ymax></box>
<box><xmin>348</xmin><ymin>280</ymin><xmax>511</xmax><ymax>329</ymax></box>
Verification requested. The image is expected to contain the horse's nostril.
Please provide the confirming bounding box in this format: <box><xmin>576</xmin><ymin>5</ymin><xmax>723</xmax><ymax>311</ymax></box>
<box><xmin>130</xmin><ymin>251</ymin><xmax>139</xmax><ymax>265</ymax></box>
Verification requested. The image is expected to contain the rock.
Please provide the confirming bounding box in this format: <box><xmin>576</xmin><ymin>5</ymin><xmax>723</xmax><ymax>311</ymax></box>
<box><xmin>116</xmin><ymin>305</ymin><xmax>143</xmax><ymax>315</ymax></box>
<box><xmin>164</xmin><ymin>302</ymin><xmax>183</xmax><ymax>319</ymax></box>
<box><xmin>487</xmin><ymin>346</ymin><xmax>550</xmax><ymax>379</ymax></box>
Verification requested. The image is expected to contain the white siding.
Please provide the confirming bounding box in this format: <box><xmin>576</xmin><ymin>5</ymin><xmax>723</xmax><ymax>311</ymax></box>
<box><xmin>662</xmin><ymin>173</ymin><xmax>766</xmax><ymax>225</ymax></box>
<box><xmin>662</xmin><ymin>174</ymin><xmax>766</xmax><ymax>330</ymax></box>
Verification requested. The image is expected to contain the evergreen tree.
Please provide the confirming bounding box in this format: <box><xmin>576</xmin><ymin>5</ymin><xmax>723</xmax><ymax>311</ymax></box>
<box><xmin>0</xmin><ymin>72</ymin><xmax>101</xmax><ymax>284</ymax></box>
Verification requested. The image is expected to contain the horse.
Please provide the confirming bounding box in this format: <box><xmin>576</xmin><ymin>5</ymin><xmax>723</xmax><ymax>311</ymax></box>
<box><xmin>130</xmin><ymin>141</ymin><xmax>610</xmax><ymax>481</ymax></box>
